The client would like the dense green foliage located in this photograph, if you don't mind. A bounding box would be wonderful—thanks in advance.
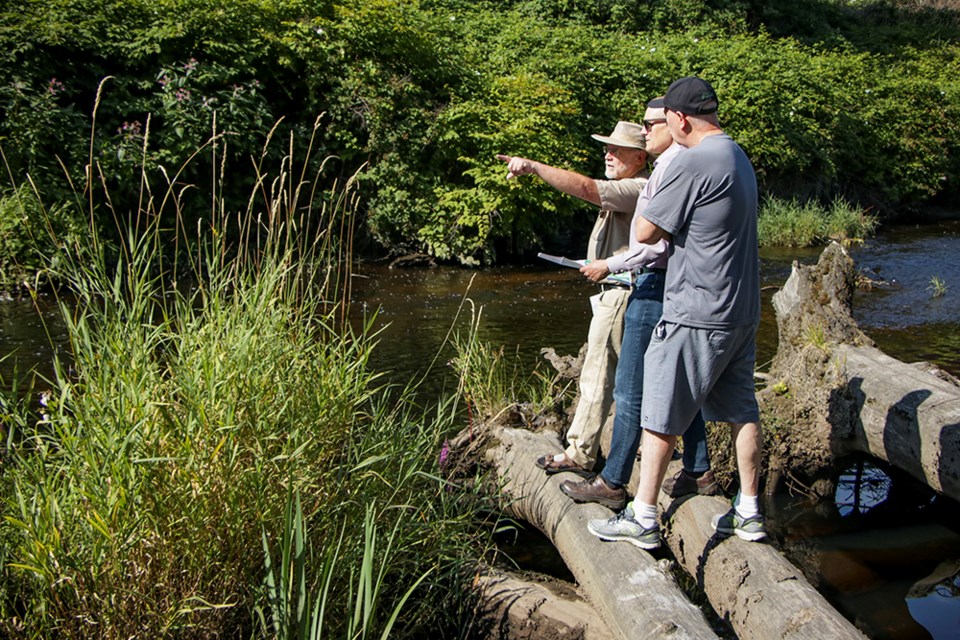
[1,0,959,268]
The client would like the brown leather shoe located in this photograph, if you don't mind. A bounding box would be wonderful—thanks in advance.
[560,475,626,510]
[661,469,721,498]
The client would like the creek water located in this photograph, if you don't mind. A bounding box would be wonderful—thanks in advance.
[1,220,958,638]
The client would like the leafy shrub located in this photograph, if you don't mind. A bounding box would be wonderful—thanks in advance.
[2,0,960,265]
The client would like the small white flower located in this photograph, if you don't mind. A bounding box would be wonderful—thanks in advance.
[316,27,324,35]
[650,47,656,52]
[693,38,699,43]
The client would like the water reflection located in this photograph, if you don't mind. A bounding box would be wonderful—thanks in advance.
[836,459,894,517]
[772,457,960,640]
[906,560,960,640]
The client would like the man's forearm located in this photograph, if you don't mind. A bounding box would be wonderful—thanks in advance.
[635,216,669,244]
[498,154,602,207]
[530,162,601,206]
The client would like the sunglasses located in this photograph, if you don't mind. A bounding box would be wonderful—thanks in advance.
[643,119,667,128]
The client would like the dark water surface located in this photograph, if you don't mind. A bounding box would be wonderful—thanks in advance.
[1,221,958,638]
[349,221,960,401]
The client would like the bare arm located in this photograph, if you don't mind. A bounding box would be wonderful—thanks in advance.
[496,154,601,206]
[635,215,670,244]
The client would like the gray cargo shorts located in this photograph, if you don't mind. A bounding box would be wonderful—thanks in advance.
[640,320,760,436]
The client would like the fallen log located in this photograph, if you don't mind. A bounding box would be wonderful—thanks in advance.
[486,427,718,640]
[765,242,960,501]
[832,344,960,500]
[654,478,867,640]
[485,427,867,639]
[475,571,617,640]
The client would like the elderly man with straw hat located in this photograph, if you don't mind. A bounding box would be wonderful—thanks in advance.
[496,121,649,478]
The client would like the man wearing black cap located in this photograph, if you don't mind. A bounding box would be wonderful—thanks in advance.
[588,77,766,549]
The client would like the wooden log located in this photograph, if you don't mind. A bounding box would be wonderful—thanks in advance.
[486,427,718,640]
[486,427,866,640]
[832,344,960,501]
[475,571,618,640]
[655,480,868,640]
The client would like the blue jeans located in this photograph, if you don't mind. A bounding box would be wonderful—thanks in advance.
[601,270,709,488]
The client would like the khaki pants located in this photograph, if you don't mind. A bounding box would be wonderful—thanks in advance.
[564,287,629,468]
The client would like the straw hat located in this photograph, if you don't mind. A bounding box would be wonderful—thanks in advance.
[590,121,647,149]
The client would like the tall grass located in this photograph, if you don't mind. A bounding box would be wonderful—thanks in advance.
[448,306,562,426]
[757,196,878,247]
[0,91,490,637]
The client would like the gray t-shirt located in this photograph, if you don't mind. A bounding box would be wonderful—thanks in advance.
[640,133,759,329]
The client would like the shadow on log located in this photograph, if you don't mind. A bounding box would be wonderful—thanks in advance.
[762,242,960,501]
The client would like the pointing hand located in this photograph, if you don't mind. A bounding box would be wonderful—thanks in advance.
[496,154,534,179]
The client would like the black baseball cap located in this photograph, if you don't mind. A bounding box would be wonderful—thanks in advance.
[663,77,718,115]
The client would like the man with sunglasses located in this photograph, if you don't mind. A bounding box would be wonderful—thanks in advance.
[559,97,717,509]
[588,77,765,549]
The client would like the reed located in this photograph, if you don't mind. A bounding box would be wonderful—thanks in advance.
[448,305,560,426]
[0,97,489,637]
[758,195,877,248]
[928,275,948,297]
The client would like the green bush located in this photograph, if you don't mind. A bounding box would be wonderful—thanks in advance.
[2,0,960,265]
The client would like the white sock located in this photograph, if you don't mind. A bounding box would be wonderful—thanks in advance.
[736,493,759,519]
[633,501,658,529]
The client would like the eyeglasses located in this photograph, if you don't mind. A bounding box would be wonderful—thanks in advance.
[643,119,667,129]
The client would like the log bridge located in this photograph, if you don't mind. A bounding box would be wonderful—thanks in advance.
[467,243,960,639]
